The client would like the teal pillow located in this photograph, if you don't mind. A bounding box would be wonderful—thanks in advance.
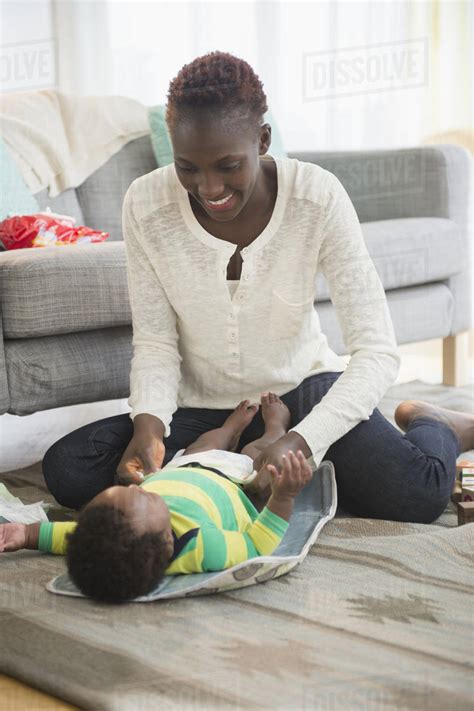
[0,139,39,221]
[148,105,174,168]
[147,105,287,167]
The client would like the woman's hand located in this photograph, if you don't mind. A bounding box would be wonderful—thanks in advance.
[249,435,313,497]
[116,432,166,485]
[250,439,298,491]
[0,523,28,552]
[253,432,311,473]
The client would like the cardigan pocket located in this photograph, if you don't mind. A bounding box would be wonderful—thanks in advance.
[268,289,315,346]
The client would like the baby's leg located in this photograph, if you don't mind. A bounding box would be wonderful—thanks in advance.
[241,393,292,498]
[183,394,290,459]
[181,428,232,457]
[240,392,291,460]
[181,400,259,457]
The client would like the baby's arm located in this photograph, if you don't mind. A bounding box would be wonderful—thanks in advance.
[203,451,313,570]
[0,522,39,552]
[260,450,313,523]
[200,508,288,570]
[0,521,76,554]
[26,521,41,548]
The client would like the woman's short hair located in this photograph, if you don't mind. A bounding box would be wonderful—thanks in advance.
[166,51,268,133]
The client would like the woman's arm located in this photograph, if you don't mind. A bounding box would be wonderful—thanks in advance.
[287,171,401,465]
[122,184,183,440]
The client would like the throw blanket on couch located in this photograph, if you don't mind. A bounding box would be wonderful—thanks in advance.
[0,89,149,197]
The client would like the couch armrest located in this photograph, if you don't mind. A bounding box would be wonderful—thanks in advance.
[289,145,473,334]
[431,145,473,333]
[0,242,131,339]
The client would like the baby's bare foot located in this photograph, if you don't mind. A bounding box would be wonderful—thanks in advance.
[260,392,291,438]
[394,399,474,452]
[222,400,259,452]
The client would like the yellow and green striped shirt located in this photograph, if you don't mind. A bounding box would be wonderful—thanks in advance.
[38,465,288,574]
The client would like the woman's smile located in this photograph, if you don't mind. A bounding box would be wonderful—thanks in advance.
[200,191,238,213]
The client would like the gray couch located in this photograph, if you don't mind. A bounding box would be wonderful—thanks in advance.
[0,136,472,416]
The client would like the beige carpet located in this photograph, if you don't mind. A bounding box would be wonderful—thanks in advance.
[0,379,473,710]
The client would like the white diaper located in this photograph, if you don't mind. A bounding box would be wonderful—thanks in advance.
[163,448,257,484]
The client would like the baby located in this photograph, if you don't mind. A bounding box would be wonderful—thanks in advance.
[0,394,312,604]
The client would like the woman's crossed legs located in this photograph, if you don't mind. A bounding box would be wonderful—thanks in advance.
[43,371,470,523]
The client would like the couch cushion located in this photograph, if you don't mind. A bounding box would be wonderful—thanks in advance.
[318,282,454,354]
[0,214,464,339]
[315,217,463,301]
[0,243,130,339]
[5,326,132,415]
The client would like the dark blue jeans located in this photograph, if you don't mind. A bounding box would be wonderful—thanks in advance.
[42,371,461,523]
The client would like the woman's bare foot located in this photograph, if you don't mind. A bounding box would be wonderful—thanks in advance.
[221,400,259,452]
[394,399,474,452]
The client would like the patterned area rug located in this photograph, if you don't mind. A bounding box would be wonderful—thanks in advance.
[0,379,473,710]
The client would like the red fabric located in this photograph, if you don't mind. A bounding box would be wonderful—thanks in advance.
[0,211,109,250]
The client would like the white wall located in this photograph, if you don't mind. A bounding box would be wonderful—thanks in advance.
[1,0,52,44]
[3,1,472,150]
[49,0,473,152]
[0,0,56,92]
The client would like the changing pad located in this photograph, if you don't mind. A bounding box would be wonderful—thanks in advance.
[46,460,337,601]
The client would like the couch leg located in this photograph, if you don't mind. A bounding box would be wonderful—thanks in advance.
[442,332,472,386]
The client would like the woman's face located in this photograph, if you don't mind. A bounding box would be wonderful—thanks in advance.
[171,110,271,223]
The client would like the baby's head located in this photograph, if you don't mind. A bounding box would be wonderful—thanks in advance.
[65,485,174,603]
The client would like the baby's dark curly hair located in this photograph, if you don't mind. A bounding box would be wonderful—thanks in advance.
[166,51,268,133]
[65,504,171,604]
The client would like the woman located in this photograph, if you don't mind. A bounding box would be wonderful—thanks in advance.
[43,51,472,523]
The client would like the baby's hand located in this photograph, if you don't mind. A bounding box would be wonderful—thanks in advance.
[267,450,313,499]
[0,522,28,552]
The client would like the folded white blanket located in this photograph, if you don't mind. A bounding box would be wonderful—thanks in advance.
[0,89,150,197]
[0,483,49,524]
